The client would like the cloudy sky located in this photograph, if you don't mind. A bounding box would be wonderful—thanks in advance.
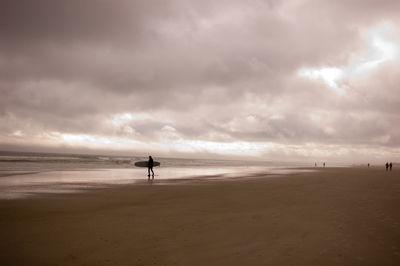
[1,0,400,163]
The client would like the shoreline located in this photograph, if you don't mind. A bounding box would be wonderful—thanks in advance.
[0,166,317,200]
[1,167,399,265]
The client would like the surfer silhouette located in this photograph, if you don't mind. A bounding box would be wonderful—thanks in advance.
[148,156,154,178]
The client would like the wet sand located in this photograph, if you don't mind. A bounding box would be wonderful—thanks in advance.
[1,167,400,265]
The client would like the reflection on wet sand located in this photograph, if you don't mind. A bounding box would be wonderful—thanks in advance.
[0,167,316,199]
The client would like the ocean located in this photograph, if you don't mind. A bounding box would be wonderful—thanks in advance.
[0,151,313,199]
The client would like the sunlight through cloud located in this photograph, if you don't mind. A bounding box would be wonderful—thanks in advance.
[298,22,399,94]
[299,67,344,93]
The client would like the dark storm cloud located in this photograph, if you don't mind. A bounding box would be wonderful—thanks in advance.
[1,0,400,160]
[1,0,360,92]
[0,0,167,47]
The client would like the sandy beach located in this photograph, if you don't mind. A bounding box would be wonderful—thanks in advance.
[1,167,400,265]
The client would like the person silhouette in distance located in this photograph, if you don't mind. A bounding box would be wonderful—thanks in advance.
[148,156,154,178]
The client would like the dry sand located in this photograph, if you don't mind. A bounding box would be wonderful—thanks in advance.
[1,167,400,265]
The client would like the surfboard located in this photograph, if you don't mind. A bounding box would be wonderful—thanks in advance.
[134,161,161,167]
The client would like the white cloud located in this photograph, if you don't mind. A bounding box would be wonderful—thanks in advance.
[298,22,399,94]
[299,67,344,93]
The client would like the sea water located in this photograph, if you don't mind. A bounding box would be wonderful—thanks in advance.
[0,151,313,199]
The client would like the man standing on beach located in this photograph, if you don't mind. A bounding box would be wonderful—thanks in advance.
[386,162,389,171]
[148,156,154,178]
[390,162,393,171]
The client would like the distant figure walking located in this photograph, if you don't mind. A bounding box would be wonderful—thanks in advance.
[148,156,154,178]
[315,162,317,167]
[390,162,393,171]
[386,162,389,171]
[323,162,326,167]
[368,163,370,167]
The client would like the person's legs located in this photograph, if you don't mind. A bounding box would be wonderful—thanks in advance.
[148,167,151,177]
[150,167,154,177]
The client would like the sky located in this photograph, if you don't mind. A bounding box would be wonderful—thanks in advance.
[1,0,400,163]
